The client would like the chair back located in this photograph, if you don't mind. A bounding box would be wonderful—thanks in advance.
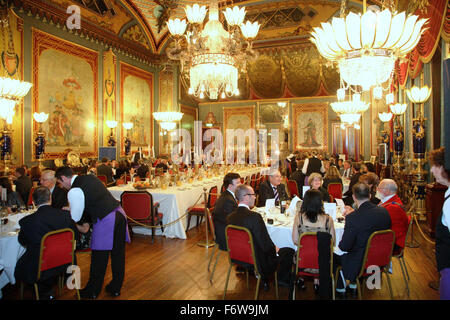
[225,225,258,274]
[125,174,131,182]
[27,187,37,207]
[359,229,395,277]
[287,180,300,197]
[208,186,218,209]
[327,182,343,199]
[296,232,321,270]
[121,191,153,221]
[38,228,75,280]
[97,175,107,186]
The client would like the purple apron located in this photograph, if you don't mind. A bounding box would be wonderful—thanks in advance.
[90,206,131,250]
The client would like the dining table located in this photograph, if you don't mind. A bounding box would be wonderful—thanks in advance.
[253,206,347,256]
[0,210,35,299]
[108,166,267,240]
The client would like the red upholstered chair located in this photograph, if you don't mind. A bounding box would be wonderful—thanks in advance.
[120,191,164,243]
[293,232,334,300]
[327,183,343,200]
[392,215,413,295]
[287,180,300,198]
[185,186,218,232]
[97,175,107,187]
[20,228,79,300]
[336,229,395,299]
[223,225,278,300]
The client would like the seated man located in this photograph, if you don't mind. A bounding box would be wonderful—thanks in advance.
[13,167,32,208]
[342,162,362,206]
[335,182,391,297]
[289,159,305,191]
[96,157,115,186]
[377,179,409,253]
[257,170,289,207]
[212,172,241,251]
[14,186,79,300]
[39,169,68,209]
[227,184,295,288]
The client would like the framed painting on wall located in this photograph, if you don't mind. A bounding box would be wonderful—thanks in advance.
[293,103,328,152]
[32,29,98,159]
[120,62,153,157]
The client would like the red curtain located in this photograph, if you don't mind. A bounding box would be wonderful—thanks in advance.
[396,0,449,87]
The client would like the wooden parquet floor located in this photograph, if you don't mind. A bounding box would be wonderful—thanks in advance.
[2,221,440,301]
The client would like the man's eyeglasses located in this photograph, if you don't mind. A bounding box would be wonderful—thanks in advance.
[245,193,256,197]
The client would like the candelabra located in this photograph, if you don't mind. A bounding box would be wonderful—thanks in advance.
[106,120,117,147]
[33,112,49,168]
[0,125,11,171]
[123,122,133,159]
[390,103,407,173]
[406,81,431,217]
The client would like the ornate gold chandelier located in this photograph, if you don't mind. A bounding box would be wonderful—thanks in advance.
[310,0,428,92]
[330,93,369,128]
[166,0,259,100]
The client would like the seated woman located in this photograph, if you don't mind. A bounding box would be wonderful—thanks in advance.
[292,189,336,292]
[114,160,130,180]
[322,166,343,191]
[0,176,25,212]
[308,172,331,202]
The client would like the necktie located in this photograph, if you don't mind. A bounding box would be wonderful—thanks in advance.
[273,186,279,203]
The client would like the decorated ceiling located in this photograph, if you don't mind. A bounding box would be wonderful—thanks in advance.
[18,0,449,102]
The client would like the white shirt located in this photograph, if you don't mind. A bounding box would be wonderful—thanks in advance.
[67,175,85,223]
[238,203,250,210]
[227,189,236,201]
[442,188,450,229]
[302,157,325,175]
[380,194,395,204]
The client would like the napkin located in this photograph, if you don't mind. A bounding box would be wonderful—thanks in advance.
[287,196,300,215]
[265,198,275,209]
[302,186,310,197]
[324,202,337,221]
[335,198,346,215]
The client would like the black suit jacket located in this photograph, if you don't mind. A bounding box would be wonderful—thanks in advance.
[15,205,79,284]
[212,190,238,250]
[338,201,391,282]
[257,180,289,207]
[51,185,68,209]
[290,169,305,191]
[14,175,32,207]
[226,206,278,279]
[96,163,115,185]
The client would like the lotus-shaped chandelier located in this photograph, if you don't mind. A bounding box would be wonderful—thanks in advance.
[310,1,428,92]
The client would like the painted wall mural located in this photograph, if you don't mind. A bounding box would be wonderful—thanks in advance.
[120,62,153,157]
[32,29,98,159]
[293,103,328,152]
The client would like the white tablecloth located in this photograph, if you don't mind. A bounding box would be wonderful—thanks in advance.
[0,211,33,299]
[108,167,264,240]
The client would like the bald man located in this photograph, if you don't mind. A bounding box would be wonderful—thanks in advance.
[377,179,409,252]
[40,170,68,209]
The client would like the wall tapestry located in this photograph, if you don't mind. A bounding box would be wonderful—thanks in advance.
[293,103,328,152]
[32,29,98,159]
[120,62,153,157]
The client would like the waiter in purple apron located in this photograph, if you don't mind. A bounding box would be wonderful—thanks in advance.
[56,166,130,299]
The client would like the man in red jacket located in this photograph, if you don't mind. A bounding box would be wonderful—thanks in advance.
[377,179,409,252]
